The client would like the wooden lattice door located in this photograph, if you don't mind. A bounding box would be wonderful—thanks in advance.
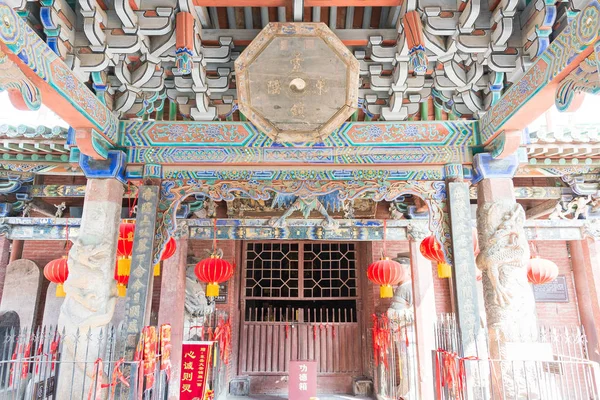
[239,242,363,377]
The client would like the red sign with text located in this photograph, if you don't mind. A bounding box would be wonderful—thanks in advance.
[180,341,213,400]
[289,361,317,400]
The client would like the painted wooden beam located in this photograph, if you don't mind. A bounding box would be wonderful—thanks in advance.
[525,199,560,219]
[200,28,398,46]
[3,217,598,242]
[479,2,600,146]
[0,4,118,160]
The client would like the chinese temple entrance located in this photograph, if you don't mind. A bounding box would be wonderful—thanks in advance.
[239,242,364,394]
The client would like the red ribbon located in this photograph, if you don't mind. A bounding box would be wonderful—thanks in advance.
[214,319,232,365]
[87,358,130,400]
[435,350,479,399]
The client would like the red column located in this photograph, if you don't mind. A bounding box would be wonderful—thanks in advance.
[570,238,600,362]
[157,234,188,400]
[0,236,10,303]
[408,234,436,399]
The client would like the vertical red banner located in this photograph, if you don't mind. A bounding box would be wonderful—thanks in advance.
[289,361,317,400]
[180,341,213,400]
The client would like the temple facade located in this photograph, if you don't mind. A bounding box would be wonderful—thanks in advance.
[0,0,599,398]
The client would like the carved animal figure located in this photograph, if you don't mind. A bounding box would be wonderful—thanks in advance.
[54,202,66,218]
[185,268,213,317]
[268,192,341,229]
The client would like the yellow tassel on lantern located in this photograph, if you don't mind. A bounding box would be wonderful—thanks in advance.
[117,284,127,297]
[56,283,66,297]
[206,283,220,297]
[438,262,452,278]
[117,257,131,276]
[154,263,160,276]
[380,285,393,298]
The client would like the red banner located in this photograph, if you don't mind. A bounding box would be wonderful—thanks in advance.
[180,341,213,400]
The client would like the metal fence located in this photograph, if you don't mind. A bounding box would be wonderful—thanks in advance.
[0,324,170,400]
[433,314,600,400]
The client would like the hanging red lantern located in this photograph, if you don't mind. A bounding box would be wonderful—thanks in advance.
[118,222,136,258]
[420,235,451,278]
[194,254,234,297]
[44,256,69,297]
[527,256,559,285]
[114,263,130,297]
[367,258,407,298]
[161,238,177,261]
[154,237,177,277]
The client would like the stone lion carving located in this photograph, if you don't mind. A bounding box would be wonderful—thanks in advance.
[185,267,213,318]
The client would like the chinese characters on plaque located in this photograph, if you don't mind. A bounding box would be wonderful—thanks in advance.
[289,361,317,400]
[180,342,214,400]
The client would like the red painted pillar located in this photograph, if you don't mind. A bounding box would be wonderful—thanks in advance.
[570,238,600,362]
[157,233,188,400]
[0,236,10,304]
[408,227,436,399]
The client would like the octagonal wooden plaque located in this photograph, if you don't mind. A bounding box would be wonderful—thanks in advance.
[235,23,359,143]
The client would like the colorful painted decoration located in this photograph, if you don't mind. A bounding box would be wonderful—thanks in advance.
[420,235,451,278]
[44,256,69,297]
[367,257,407,298]
[527,256,559,285]
[194,254,234,297]
[174,12,194,75]
[404,10,428,74]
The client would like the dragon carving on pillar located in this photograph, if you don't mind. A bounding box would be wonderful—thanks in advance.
[476,201,539,397]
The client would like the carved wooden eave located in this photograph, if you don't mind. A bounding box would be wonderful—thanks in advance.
[2,0,590,125]
[3,217,598,242]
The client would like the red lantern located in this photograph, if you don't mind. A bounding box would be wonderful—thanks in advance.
[118,223,135,257]
[115,258,131,297]
[420,235,451,278]
[367,258,407,298]
[527,257,559,285]
[44,256,69,297]
[195,255,234,297]
[154,237,177,277]
[161,238,176,261]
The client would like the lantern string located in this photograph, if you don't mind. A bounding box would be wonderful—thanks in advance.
[382,219,387,258]
[213,218,218,254]
[129,183,139,219]
[64,217,70,254]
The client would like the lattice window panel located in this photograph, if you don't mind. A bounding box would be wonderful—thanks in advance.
[245,243,300,298]
[303,243,357,298]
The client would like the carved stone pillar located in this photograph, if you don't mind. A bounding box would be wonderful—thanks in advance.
[570,236,600,363]
[157,224,189,400]
[57,178,124,398]
[476,176,538,398]
[476,177,538,344]
[406,222,435,400]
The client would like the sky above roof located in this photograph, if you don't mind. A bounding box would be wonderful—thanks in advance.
[0,92,69,128]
